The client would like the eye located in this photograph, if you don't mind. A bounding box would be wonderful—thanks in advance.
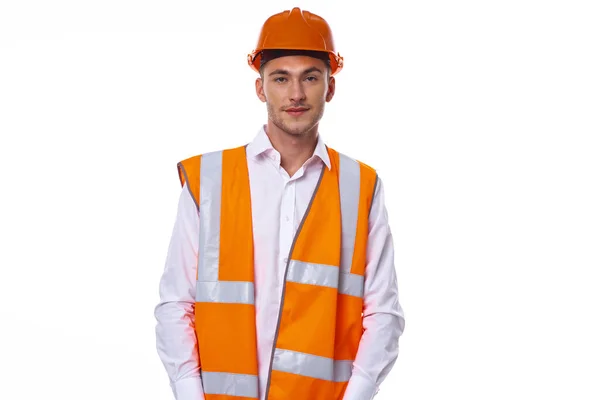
[274,77,287,83]
[305,76,318,82]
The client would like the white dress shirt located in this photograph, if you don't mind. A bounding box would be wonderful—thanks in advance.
[155,126,405,400]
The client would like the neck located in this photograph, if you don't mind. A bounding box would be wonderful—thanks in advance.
[265,120,319,176]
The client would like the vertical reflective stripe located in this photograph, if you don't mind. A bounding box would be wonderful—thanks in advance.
[338,154,360,275]
[338,272,364,298]
[202,371,259,398]
[286,260,339,289]
[196,281,255,304]
[198,151,223,282]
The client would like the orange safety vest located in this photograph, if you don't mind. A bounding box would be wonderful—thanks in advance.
[177,144,378,400]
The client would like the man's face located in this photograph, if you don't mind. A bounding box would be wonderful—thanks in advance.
[256,55,335,137]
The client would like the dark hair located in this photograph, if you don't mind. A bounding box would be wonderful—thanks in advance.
[258,49,331,78]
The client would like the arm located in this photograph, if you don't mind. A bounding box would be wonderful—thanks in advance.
[343,177,406,400]
[154,183,205,400]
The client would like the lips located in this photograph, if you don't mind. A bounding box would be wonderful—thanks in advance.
[285,107,309,116]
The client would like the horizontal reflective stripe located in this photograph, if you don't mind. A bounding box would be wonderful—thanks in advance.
[196,281,254,304]
[202,371,259,398]
[339,272,364,298]
[272,348,353,382]
[286,260,339,289]
[333,360,354,383]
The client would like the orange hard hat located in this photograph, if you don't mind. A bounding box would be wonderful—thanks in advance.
[247,7,344,76]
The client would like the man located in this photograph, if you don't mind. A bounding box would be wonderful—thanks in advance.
[154,7,405,400]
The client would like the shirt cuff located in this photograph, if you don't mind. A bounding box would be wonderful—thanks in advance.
[171,376,204,400]
[343,373,378,400]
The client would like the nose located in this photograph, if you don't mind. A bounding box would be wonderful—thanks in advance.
[288,79,306,104]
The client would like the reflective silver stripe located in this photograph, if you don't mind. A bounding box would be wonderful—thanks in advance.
[286,260,339,289]
[198,151,223,282]
[196,281,254,304]
[272,348,353,382]
[338,154,360,275]
[338,272,364,298]
[286,260,364,297]
[273,349,332,381]
[333,359,354,382]
[202,371,259,398]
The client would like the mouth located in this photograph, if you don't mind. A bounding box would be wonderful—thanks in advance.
[285,107,309,117]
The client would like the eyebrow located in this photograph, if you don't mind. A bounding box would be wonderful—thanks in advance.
[268,66,324,77]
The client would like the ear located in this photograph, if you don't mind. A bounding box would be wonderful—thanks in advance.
[256,77,267,103]
[325,76,336,102]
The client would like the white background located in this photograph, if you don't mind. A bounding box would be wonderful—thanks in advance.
[1,0,599,399]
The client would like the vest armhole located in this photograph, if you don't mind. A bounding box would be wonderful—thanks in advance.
[177,161,200,212]
[356,158,378,219]
[368,174,379,218]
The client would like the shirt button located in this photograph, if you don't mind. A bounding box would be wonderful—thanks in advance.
[285,216,290,222]
[283,257,289,263]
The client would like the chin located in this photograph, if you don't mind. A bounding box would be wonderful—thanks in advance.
[284,123,312,136]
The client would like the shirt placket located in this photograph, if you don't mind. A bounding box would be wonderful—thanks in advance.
[279,178,296,268]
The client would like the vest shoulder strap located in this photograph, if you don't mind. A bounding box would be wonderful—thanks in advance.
[176,145,248,211]
[328,147,379,216]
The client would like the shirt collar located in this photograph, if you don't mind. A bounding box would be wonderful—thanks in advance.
[247,125,331,170]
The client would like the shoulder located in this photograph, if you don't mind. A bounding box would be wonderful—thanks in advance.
[328,146,378,181]
[177,144,248,181]
[176,144,246,207]
[327,147,380,216]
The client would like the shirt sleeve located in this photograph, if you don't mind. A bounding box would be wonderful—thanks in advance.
[154,183,205,400]
[343,177,406,400]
